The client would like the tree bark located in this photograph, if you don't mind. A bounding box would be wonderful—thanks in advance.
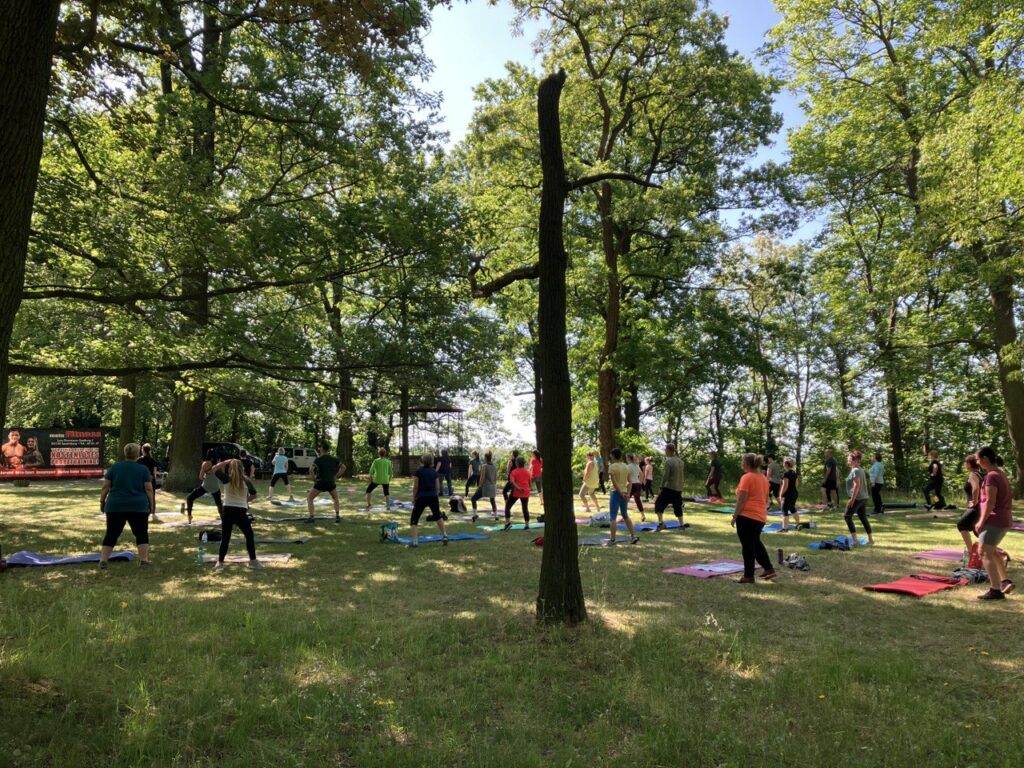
[118,374,138,453]
[400,386,410,476]
[597,184,620,461]
[0,0,62,425]
[623,381,640,432]
[886,384,908,490]
[336,375,354,475]
[166,391,206,490]
[534,70,586,625]
[990,281,1024,497]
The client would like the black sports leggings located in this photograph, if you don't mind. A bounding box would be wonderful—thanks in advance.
[706,478,721,498]
[103,513,150,547]
[471,488,496,513]
[187,487,222,514]
[924,478,945,508]
[845,499,872,536]
[466,475,479,496]
[505,495,529,523]
[219,506,256,562]
[870,483,884,514]
[735,516,772,578]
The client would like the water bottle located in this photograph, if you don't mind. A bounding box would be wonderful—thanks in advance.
[197,532,207,565]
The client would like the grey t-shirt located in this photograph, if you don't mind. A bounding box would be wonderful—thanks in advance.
[478,463,497,496]
[661,456,685,491]
[846,467,870,500]
[767,462,783,484]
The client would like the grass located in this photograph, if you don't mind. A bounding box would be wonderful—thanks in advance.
[1,477,1022,767]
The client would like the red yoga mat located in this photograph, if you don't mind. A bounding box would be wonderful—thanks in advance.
[864,573,967,597]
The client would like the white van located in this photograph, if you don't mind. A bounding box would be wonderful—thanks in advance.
[269,446,317,474]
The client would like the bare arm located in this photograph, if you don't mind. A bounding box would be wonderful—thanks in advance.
[412,476,420,499]
[145,481,155,515]
[976,482,996,532]
[99,478,112,510]
[732,490,748,526]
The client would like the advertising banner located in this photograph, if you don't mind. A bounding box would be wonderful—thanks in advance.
[1,428,105,479]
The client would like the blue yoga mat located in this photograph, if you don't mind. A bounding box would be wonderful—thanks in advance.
[627,520,685,532]
[257,515,337,523]
[269,499,333,507]
[808,536,869,549]
[391,533,490,544]
[7,550,135,567]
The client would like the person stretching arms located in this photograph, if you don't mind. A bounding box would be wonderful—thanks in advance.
[779,458,801,531]
[503,456,532,531]
[471,451,498,521]
[210,459,262,570]
[653,443,685,531]
[956,454,984,554]
[409,454,447,547]
[365,448,394,510]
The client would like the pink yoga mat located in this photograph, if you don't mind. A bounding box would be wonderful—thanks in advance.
[912,548,964,561]
[664,560,744,579]
[1010,522,1024,532]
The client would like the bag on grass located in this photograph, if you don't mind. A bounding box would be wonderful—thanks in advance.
[379,521,399,543]
[590,511,610,527]
[532,536,544,547]
[951,567,988,584]
[968,542,1010,569]
[198,529,222,543]
[784,553,809,571]
[449,496,467,516]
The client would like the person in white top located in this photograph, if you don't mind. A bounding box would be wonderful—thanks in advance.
[210,459,263,569]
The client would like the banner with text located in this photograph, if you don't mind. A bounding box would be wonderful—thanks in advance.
[1,428,105,479]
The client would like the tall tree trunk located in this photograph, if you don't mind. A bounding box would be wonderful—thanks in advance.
[167,391,206,489]
[118,374,137,453]
[623,381,640,431]
[886,385,908,490]
[400,386,410,475]
[597,185,619,461]
[534,70,586,625]
[532,335,543,448]
[0,0,62,426]
[336,374,354,475]
[990,282,1024,497]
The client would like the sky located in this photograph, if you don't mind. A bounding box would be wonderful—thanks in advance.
[419,1,806,445]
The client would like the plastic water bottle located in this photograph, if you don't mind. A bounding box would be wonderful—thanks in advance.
[197,532,207,566]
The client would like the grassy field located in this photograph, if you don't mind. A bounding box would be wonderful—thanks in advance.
[1,476,1022,767]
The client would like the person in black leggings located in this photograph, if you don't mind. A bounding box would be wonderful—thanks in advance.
[503,455,531,531]
[409,454,447,547]
[844,451,875,546]
[956,454,984,553]
[184,450,223,523]
[705,451,723,499]
[210,459,262,569]
[502,450,521,501]
[924,450,946,510]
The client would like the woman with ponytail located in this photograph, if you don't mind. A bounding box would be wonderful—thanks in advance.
[956,455,985,553]
[844,451,874,546]
[210,458,262,570]
[974,446,1013,599]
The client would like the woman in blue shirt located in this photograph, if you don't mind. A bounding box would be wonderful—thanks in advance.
[99,443,155,568]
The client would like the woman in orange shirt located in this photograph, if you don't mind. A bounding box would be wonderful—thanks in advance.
[731,453,777,583]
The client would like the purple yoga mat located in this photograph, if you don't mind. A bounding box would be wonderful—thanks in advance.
[664,560,744,579]
[1011,522,1024,532]
[7,550,134,567]
[911,548,964,561]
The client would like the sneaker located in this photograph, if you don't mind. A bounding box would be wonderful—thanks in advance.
[335,516,341,524]
[630,536,640,545]
[1001,580,1015,595]
[139,560,152,568]
[502,522,512,532]
[247,560,264,569]
[471,514,478,523]
[214,561,225,571]
[606,539,617,546]
[734,576,755,584]
[761,569,778,580]
[98,560,108,571]
[978,589,1005,600]
[656,523,667,532]
[442,537,449,547]
[524,524,530,530]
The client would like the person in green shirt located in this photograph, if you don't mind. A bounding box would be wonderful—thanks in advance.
[307,445,346,523]
[365,447,394,510]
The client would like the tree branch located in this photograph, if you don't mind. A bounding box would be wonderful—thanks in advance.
[568,172,661,191]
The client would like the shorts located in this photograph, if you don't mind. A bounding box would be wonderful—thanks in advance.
[532,476,543,493]
[979,525,1008,548]
[769,482,781,499]
[103,513,150,547]
[366,482,391,495]
[313,481,337,492]
[411,496,441,526]
[654,488,683,518]
[609,490,629,521]
[957,506,980,533]
[271,473,290,487]
[781,495,798,515]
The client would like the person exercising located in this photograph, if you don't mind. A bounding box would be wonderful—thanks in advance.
[308,444,344,523]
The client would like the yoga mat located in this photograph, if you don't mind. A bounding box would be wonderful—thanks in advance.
[1010,522,1024,532]
[627,520,685,532]
[808,536,869,549]
[905,511,957,520]
[882,502,918,510]
[269,498,333,507]
[664,560,744,579]
[864,573,967,597]
[6,550,134,567]
[764,522,816,533]
[162,519,221,528]
[912,548,964,562]
[578,536,630,546]
[204,553,292,564]
[478,523,537,531]
[390,533,490,544]
[767,508,816,517]
[254,537,310,545]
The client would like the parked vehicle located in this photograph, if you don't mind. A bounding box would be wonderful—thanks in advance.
[202,442,262,470]
[265,446,317,474]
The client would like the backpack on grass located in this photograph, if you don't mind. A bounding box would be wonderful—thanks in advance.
[379,521,399,543]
